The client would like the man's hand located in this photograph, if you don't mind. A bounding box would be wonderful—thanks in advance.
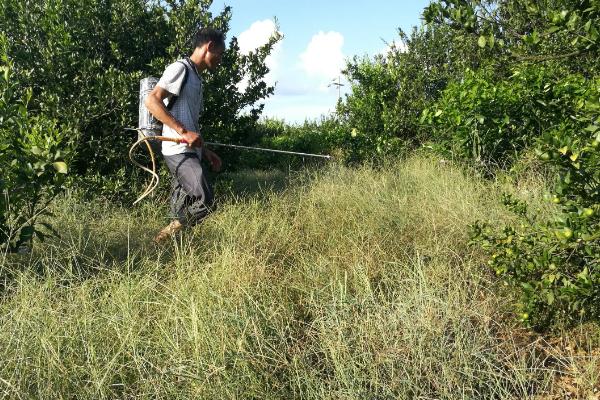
[203,148,222,172]
[145,86,203,148]
[181,129,203,148]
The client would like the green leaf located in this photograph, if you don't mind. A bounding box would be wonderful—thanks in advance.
[30,146,42,155]
[478,36,486,48]
[559,146,569,155]
[35,229,46,242]
[546,291,555,305]
[53,161,68,174]
[19,226,34,240]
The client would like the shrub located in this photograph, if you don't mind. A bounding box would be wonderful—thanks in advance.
[471,76,599,329]
[423,65,577,169]
[338,24,483,161]
[229,117,347,170]
[0,41,74,251]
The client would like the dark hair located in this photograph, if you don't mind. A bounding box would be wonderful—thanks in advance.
[193,28,225,49]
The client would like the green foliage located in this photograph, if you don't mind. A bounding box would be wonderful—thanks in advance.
[423,65,585,169]
[338,24,485,161]
[231,117,346,169]
[423,67,529,167]
[469,73,599,330]
[0,38,74,251]
[423,0,599,68]
[419,0,600,329]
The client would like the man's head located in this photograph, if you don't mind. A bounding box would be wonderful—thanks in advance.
[192,28,225,70]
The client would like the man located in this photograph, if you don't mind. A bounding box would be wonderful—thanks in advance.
[145,28,224,243]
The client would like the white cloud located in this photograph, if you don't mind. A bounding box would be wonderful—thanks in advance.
[300,31,345,82]
[236,19,282,91]
[236,28,348,122]
[238,19,279,55]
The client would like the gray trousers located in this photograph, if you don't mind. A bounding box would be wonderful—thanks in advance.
[163,152,215,226]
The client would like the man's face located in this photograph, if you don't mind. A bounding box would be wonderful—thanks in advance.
[206,42,225,70]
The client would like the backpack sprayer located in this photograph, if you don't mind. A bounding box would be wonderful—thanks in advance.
[129,76,332,204]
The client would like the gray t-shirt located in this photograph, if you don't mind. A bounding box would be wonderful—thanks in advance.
[157,59,203,156]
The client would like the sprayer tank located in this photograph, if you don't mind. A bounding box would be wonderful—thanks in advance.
[138,77,162,140]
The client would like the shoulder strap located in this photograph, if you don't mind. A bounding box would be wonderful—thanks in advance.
[166,60,189,111]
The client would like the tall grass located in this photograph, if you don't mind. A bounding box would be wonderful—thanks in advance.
[0,155,597,398]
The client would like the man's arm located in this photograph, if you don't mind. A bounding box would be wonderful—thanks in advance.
[144,86,203,148]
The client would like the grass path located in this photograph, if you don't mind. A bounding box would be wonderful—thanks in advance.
[1,156,598,398]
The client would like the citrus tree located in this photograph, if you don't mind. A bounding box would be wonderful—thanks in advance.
[0,35,74,251]
[423,0,599,329]
[0,0,281,197]
[338,23,487,161]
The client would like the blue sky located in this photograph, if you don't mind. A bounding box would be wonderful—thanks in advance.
[209,1,431,123]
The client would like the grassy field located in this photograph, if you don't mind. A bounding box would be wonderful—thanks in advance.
[1,155,599,399]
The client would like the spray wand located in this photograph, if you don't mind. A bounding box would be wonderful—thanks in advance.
[127,128,332,204]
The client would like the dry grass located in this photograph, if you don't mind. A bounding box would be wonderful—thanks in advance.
[0,155,598,399]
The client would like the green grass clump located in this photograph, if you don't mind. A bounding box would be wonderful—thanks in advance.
[0,155,597,398]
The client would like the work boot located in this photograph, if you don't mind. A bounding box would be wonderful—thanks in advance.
[154,219,183,244]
